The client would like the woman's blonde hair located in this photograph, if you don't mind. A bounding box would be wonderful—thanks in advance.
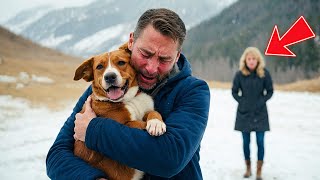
[239,47,265,78]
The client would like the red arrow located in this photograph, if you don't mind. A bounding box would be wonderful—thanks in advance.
[265,16,315,57]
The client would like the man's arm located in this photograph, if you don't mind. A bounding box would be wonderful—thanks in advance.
[46,86,106,180]
[85,78,210,178]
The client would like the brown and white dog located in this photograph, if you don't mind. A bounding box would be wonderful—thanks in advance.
[73,43,166,180]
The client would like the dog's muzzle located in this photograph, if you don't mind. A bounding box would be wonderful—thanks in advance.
[104,72,117,85]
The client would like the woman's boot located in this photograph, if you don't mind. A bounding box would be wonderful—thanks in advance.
[243,160,251,178]
[256,160,263,180]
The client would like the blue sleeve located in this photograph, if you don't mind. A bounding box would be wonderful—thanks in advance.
[85,79,210,178]
[232,71,242,102]
[46,86,106,180]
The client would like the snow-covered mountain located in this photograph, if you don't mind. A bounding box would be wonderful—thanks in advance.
[3,0,237,57]
[4,5,55,34]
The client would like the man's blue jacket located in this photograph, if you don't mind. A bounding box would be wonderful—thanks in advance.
[46,54,210,179]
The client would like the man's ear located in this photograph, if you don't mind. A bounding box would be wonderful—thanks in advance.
[175,51,181,63]
[127,32,134,51]
[74,57,94,82]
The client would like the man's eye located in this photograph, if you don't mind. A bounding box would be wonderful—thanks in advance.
[140,52,150,58]
[118,61,126,66]
[160,59,172,64]
[96,64,103,70]
[142,54,149,58]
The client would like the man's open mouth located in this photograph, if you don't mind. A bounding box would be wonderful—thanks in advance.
[140,73,157,81]
[106,80,129,101]
[141,74,155,80]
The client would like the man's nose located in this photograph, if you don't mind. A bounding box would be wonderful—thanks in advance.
[145,58,159,75]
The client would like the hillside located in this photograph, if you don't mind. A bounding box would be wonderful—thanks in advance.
[0,26,88,109]
[183,0,320,83]
[4,0,236,57]
[0,22,319,111]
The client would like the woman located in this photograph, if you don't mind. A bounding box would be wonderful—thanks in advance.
[232,47,273,180]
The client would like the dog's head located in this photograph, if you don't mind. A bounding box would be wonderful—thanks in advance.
[74,43,138,102]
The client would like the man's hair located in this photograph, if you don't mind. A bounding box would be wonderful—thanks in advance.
[133,8,186,51]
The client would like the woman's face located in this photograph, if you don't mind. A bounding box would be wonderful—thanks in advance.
[245,52,258,71]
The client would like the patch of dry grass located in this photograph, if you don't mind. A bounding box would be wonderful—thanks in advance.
[0,57,89,110]
[206,81,231,89]
[275,77,320,93]
[206,77,320,93]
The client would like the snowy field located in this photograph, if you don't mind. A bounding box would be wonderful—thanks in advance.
[0,89,319,180]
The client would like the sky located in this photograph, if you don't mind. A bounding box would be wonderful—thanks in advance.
[0,0,94,23]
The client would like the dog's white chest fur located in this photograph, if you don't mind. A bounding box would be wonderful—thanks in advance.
[124,91,154,121]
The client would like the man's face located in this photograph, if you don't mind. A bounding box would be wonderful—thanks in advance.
[128,25,181,90]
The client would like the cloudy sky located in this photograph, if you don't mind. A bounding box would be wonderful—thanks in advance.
[0,0,94,23]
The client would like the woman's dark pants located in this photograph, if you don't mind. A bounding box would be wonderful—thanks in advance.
[242,131,265,161]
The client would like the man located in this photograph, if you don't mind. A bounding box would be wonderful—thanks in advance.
[46,8,210,180]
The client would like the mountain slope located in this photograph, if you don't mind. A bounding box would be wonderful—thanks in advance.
[0,26,87,109]
[183,0,320,83]
[4,5,54,34]
[0,25,77,62]
[3,0,236,57]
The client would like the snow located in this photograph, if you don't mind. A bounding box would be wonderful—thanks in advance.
[0,89,320,180]
[72,24,127,52]
[0,73,54,85]
[18,72,30,83]
[0,95,72,179]
[0,75,17,83]
[31,74,54,84]
[40,34,73,48]
[201,89,320,180]
[5,8,53,34]
[15,83,25,89]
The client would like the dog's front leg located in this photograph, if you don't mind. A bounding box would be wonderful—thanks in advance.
[125,120,147,129]
[144,111,166,136]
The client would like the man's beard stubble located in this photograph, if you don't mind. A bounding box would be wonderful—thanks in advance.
[130,58,172,91]
[137,70,169,91]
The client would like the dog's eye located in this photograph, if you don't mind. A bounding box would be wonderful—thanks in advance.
[118,61,126,66]
[96,64,104,70]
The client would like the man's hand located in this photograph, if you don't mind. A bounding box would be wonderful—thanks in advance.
[74,96,97,142]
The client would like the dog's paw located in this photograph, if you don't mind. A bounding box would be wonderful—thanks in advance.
[146,119,166,136]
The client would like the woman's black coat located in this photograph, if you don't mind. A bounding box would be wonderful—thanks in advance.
[232,69,273,132]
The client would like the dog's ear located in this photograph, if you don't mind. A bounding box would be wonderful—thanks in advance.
[118,42,131,53]
[74,57,94,82]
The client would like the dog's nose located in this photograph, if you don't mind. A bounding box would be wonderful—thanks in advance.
[104,72,117,84]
